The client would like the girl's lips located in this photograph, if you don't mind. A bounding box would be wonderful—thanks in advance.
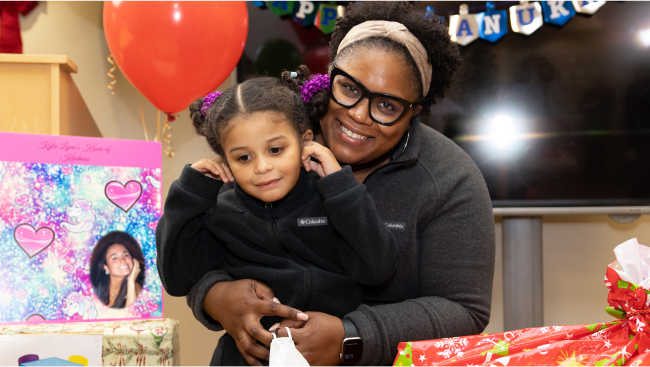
[335,120,373,147]
[256,178,281,188]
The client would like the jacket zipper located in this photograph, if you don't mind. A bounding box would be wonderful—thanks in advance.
[266,203,291,259]
[304,268,313,310]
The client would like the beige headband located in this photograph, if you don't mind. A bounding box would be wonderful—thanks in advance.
[337,20,432,97]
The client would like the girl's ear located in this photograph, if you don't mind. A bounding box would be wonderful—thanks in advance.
[301,129,313,145]
[103,264,110,274]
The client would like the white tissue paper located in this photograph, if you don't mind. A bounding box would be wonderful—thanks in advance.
[609,238,650,289]
[269,327,310,366]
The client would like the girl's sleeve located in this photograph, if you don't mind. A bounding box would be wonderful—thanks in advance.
[317,166,398,285]
[156,164,229,297]
[343,159,496,366]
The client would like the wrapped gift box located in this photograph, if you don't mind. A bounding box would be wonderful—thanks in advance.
[394,239,650,366]
[0,318,179,366]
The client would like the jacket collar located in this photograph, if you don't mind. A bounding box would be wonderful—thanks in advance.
[234,168,310,220]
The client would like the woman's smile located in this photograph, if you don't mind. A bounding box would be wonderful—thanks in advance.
[337,119,372,145]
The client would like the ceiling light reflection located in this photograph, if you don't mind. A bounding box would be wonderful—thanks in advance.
[639,28,650,48]
[489,115,517,150]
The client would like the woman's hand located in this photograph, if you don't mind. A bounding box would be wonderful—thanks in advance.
[127,258,141,284]
[203,279,309,366]
[191,157,234,182]
[301,141,342,177]
[273,312,345,366]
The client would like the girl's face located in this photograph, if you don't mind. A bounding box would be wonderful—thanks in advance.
[223,112,312,203]
[319,48,422,166]
[103,244,132,278]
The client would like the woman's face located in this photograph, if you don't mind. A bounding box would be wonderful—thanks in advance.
[103,243,132,278]
[320,47,422,166]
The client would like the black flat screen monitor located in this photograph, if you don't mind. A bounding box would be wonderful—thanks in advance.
[424,1,650,208]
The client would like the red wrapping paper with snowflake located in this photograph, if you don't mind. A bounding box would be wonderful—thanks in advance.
[394,238,650,366]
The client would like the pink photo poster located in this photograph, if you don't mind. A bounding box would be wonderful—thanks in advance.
[0,132,163,324]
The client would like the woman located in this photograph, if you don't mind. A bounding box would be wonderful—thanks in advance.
[174,2,495,365]
[90,231,145,308]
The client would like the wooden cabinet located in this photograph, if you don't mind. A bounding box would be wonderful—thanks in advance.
[0,54,101,137]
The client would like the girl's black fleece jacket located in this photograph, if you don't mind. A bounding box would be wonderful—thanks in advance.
[156,164,398,321]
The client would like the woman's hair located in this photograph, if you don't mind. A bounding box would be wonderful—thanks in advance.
[90,231,145,308]
[329,2,462,115]
[189,66,329,157]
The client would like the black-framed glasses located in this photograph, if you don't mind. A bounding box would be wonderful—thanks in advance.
[329,66,418,126]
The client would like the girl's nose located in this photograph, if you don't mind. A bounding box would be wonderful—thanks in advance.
[254,158,273,174]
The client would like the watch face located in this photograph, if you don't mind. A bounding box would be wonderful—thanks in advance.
[342,338,363,364]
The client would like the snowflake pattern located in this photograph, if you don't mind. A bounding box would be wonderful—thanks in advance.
[434,337,469,359]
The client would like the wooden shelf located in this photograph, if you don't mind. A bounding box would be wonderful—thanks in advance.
[0,53,101,137]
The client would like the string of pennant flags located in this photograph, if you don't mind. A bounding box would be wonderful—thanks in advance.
[442,0,605,46]
[254,1,606,45]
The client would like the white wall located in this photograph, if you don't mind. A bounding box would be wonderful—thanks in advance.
[16,1,650,364]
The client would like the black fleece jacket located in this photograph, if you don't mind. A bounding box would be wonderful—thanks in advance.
[156,165,397,320]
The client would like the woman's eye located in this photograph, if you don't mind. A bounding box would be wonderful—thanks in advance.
[269,147,283,155]
[238,155,251,162]
[344,84,359,94]
[377,101,396,111]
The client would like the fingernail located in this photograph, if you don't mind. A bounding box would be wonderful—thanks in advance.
[297,312,308,321]
[273,297,280,304]
[269,323,280,331]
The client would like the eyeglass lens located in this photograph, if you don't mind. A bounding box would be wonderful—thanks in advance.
[332,74,406,124]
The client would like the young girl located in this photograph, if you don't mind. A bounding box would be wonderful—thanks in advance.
[156,66,397,330]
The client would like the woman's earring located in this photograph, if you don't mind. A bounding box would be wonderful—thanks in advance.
[105,270,110,275]
[401,131,410,155]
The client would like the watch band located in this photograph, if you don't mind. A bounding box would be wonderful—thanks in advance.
[342,318,360,338]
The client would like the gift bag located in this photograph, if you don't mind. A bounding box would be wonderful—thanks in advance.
[394,238,650,366]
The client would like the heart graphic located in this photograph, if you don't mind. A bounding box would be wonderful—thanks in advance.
[15,194,28,206]
[14,224,55,258]
[15,289,26,299]
[62,264,74,273]
[26,314,46,323]
[146,301,160,313]
[105,180,143,212]
[61,166,73,175]
[148,220,159,231]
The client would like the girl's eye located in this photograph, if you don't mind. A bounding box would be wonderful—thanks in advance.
[269,147,283,155]
[238,155,251,162]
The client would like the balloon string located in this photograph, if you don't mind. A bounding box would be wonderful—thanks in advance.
[156,110,161,142]
[137,96,149,141]
[162,114,175,158]
[107,54,117,95]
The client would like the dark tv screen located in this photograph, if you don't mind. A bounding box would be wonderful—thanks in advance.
[424,1,650,207]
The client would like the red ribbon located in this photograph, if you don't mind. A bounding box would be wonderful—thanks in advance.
[0,1,38,54]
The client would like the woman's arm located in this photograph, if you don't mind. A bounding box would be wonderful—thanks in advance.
[125,260,142,307]
[317,165,398,285]
[156,164,228,297]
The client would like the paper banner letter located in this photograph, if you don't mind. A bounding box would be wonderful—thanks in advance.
[449,4,480,46]
[315,3,342,34]
[478,1,508,43]
[541,1,575,26]
[293,1,319,27]
[572,0,606,14]
[268,1,296,17]
[509,1,544,36]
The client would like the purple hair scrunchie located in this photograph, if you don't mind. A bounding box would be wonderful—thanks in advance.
[301,74,330,104]
[201,91,222,117]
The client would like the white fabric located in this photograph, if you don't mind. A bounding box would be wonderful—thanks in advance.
[269,328,310,366]
[610,238,650,289]
[337,20,433,97]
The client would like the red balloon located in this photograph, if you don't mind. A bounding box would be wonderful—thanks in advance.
[302,45,330,75]
[103,1,248,114]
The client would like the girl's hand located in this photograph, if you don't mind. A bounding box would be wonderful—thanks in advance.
[127,258,141,284]
[301,141,342,177]
[191,157,234,182]
[203,279,309,366]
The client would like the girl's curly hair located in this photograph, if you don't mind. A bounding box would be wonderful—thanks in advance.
[329,2,462,115]
[189,66,328,157]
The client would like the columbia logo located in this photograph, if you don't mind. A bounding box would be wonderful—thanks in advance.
[297,217,328,226]
[384,222,406,230]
